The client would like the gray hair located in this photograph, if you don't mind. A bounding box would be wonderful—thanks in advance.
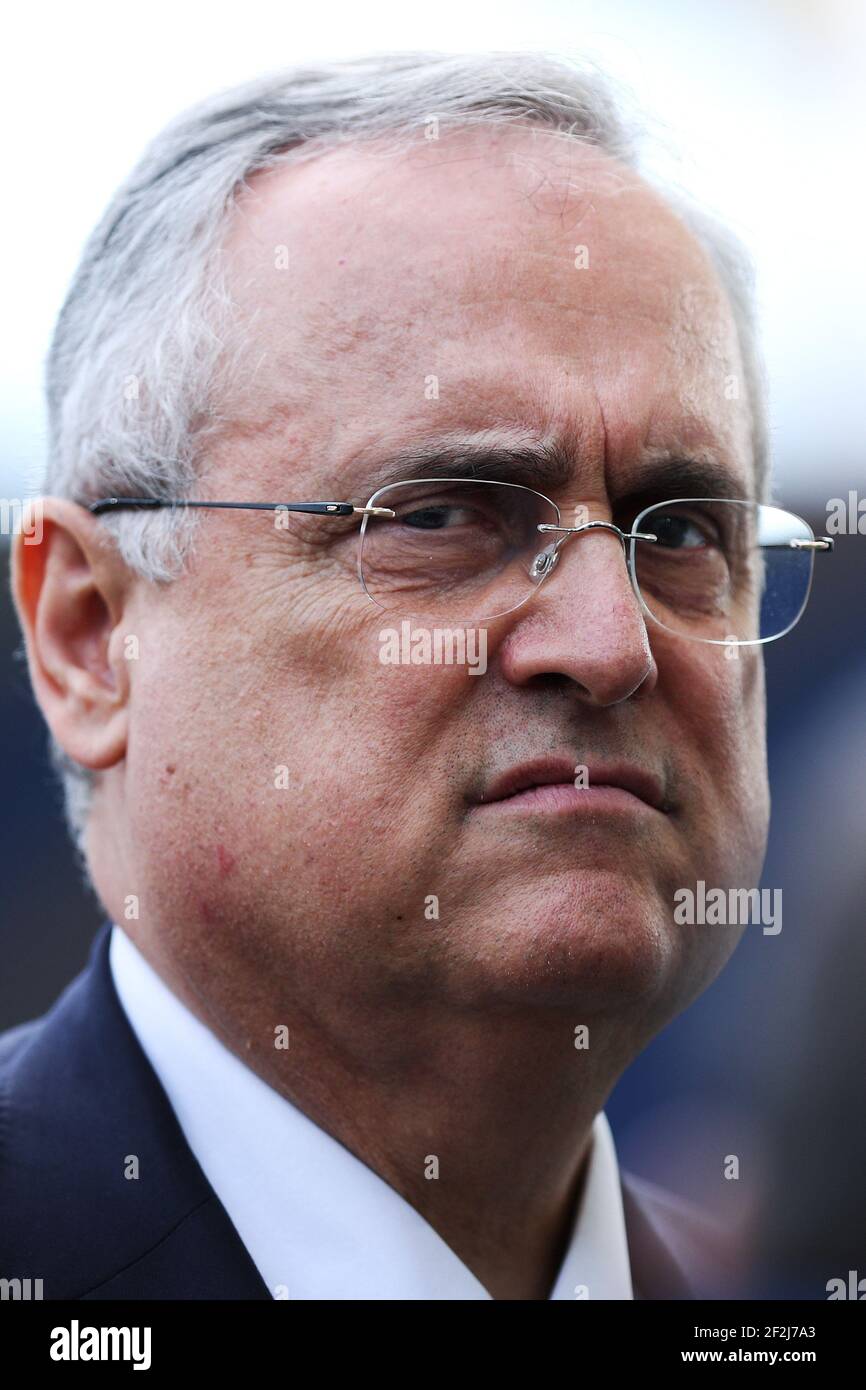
[42,49,768,847]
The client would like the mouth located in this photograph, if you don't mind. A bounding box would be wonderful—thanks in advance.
[471,757,669,817]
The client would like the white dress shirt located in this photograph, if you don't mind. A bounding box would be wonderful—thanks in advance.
[109,924,634,1300]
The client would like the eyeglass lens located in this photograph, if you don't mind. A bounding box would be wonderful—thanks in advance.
[358,480,816,642]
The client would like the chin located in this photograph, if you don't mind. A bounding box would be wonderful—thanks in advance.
[444,874,690,1014]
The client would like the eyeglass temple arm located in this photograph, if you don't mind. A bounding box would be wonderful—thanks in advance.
[88,497,395,518]
[88,500,834,552]
[775,537,834,551]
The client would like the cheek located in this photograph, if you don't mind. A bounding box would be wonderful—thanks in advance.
[258,590,480,760]
[126,607,474,898]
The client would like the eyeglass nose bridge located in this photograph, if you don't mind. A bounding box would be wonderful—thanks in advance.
[530,520,658,580]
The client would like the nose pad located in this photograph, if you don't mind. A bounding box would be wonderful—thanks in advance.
[530,543,560,583]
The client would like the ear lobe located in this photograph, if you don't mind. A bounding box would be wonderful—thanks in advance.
[12,497,132,771]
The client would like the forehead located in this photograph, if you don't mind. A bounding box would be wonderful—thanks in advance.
[219,125,752,492]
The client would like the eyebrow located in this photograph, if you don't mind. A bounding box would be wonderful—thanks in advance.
[353,435,575,497]
[343,433,752,504]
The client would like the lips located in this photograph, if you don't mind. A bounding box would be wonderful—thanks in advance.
[475,757,668,812]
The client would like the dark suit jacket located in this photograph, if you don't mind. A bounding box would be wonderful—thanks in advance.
[0,925,732,1300]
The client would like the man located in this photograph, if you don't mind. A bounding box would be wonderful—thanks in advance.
[2,50,820,1300]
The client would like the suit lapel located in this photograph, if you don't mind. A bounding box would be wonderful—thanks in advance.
[1,923,271,1300]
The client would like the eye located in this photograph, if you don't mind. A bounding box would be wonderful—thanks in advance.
[401,504,480,530]
[646,512,715,549]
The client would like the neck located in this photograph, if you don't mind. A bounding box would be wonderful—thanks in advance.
[129,925,638,1299]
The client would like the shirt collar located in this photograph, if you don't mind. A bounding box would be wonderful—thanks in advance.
[109,924,633,1300]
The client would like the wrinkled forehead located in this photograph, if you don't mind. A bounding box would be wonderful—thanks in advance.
[218,125,752,493]
[227,124,730,323]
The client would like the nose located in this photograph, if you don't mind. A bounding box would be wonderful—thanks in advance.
[498,525,658,707]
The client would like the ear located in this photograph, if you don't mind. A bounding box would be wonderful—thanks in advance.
[12,497,134,771]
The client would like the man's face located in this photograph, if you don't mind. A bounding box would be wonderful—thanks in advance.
[113,126,769,1036]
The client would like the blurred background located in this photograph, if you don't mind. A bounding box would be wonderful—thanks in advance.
[1,0,863,1300]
